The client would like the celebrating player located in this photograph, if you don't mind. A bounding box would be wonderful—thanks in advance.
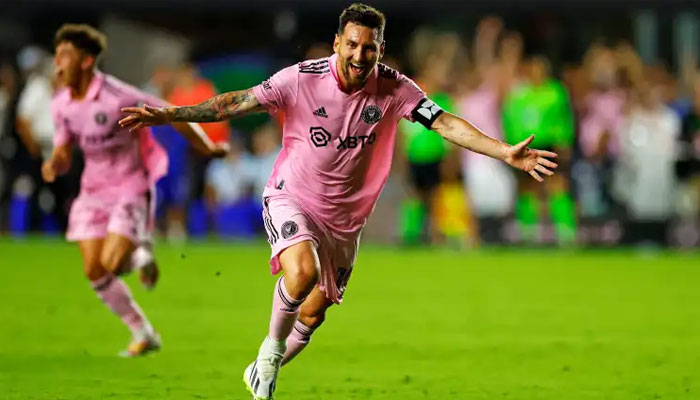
[120,3,557,397]
[44,24,227,357]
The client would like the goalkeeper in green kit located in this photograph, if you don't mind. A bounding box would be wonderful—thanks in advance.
[502,55,576,244]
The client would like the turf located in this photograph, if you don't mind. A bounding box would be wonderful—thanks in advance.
[0,238,699,399]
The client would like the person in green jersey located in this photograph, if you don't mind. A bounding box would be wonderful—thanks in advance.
[397,36,459,244]
[502,55,576,244]
[398,90,455,244]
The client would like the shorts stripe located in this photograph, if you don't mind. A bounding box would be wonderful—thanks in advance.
[262,197,279,244]
[263,216,276,245]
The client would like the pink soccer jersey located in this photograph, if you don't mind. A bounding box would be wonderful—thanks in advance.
[252,54,434,236]
[51,71,168,196]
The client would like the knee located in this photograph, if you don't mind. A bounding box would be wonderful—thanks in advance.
[84,260,108,281]
[285,253,319,288]
[298,308,326,329]
[100,249,126,275]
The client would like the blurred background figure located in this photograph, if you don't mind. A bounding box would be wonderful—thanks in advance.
[615,72,681,245]
[0,60,20,233]
[673,71,700,247]
[458,18,518,243]
[502,55,576,245]
[248,121,282,200]
[204,138,257,239]
[398,29,460,245]
[13,45,76,233]
[201,121,280,239]
[165,63,232,240]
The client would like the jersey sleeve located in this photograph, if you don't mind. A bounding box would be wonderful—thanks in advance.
[50,98,72,147]
[395,74,444,129]
[252,64,299,114]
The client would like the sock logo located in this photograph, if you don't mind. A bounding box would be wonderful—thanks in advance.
[281,221,299,239]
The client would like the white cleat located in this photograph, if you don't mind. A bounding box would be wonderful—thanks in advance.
[243,337,285,400]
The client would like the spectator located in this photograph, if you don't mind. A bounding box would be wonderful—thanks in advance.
[15,46,55,161]
[502,55,576,244]
[574,45,626,219]
[398,30,459,244]
[167,63,232,239]
[615,76,681,243]
[0,61,20,232]
[459,19,517,230]
[205,139,259,238]
[249,121,281,199]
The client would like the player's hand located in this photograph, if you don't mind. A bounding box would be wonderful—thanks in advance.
[208,143,230,158]
[119,104,170,131]
[41,160,56,183]
[504,134,558,182]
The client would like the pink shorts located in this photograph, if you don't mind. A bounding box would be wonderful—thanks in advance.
[262,188,360,304]
[66,190,153,243]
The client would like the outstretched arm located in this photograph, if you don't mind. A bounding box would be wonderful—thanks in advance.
[119,88,264,130]
[431,112,558,182]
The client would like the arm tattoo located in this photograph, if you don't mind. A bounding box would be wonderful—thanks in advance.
[169,89,260,122]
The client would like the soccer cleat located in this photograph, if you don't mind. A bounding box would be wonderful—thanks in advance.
[119,332,161,358]
[243,337,285,400]
[139,261,159,290]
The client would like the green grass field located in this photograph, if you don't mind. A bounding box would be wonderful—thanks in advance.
[1,238,699,399]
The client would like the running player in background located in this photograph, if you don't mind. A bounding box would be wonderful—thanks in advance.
[43,24,227,357]
[120,3,557,397]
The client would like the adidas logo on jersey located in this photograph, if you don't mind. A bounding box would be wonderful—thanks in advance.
[313,107,328,118]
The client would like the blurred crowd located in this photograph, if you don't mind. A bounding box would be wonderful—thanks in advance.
[0,16,698,247]
[393,17,700,248]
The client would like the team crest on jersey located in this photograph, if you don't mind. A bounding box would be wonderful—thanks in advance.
[309,126,332,147]
[94,112,108,125]
[281,221,299,239]
[361,105,382,124]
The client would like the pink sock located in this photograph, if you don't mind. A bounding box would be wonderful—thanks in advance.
[91,275,152,337]
[269,276,305,341]
[281,320,316,365]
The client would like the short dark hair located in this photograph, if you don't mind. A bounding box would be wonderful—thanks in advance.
[338,3,386,41]
[54,24,107,58]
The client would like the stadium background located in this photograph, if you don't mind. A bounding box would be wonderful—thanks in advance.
[1,1,699,399]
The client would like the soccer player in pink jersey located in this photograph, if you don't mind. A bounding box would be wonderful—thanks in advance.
[121,4,557,397]
[43,24,227,357]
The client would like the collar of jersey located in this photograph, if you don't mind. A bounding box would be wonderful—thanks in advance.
[329,53,378,96]
[85,70,105,100]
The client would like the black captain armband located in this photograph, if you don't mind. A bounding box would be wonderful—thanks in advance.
[411,98,444,129]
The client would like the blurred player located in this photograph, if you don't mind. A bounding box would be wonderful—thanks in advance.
[43,24,227,357]
[120,3,557,397]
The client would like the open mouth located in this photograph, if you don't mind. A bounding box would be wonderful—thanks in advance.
[349,62,366,76]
